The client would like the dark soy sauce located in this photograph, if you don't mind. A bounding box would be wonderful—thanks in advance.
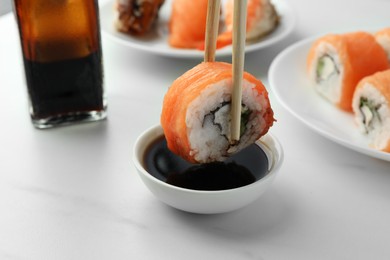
[143,136,269,191]
[24,51,104,119]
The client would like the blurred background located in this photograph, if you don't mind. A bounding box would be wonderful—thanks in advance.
[0,0,11,15]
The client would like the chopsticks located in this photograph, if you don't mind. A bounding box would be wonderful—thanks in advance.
[204,0,247,143]
[230,0,247,143]
[204,0,221,62]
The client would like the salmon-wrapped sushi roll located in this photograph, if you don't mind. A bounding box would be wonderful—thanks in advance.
[352,69,390,152]
[161,62,274,163]
[214,0,279,49]
[375,28,390,62]
[168,0,209,49]
[307,32,389,112]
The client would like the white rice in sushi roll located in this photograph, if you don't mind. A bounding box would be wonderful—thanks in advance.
[187,78,271,162]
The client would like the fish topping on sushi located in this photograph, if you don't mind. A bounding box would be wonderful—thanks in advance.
[168,0,209,49]
[161,62,274,163]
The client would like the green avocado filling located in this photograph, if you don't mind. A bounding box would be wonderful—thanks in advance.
[204,102,253,141]
[240,106,251,137]
[359,97,381,133]
[316,54,339,83]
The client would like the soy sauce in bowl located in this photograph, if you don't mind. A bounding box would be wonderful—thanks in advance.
[133,125,283,214]
[143,136,269,191]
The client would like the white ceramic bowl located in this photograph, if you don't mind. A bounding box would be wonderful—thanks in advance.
[133,125,284,214]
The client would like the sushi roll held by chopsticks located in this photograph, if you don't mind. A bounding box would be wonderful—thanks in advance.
[160,62,274,164]
[161,0,275,164]
[307,32,389,112]
[352,69,390,152]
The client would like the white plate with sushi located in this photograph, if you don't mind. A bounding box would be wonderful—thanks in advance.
[268,36,390,162]
[100,0,296,59]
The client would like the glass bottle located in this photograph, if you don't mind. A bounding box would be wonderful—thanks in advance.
[13,0,107,128]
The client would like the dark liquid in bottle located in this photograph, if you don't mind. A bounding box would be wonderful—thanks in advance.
[24,51,104,119]
[14,0,105,126]
[143,136,269,191]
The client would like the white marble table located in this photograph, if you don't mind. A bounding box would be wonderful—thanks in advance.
[1,0,390,259]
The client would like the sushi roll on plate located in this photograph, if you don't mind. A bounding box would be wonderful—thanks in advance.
[352,69,390,153]
[307,31,389,112]
[161,62,275,164]
[206,0,279,50]
[115,0,165,35]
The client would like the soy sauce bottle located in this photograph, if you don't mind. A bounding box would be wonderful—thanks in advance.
[14,0,106,128]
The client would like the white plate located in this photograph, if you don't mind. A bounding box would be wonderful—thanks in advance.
[100,0,296,58]
[268,36,390,162]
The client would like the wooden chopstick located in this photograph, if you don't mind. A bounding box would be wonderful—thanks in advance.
[204,0,221,62]
[230,0,247,144]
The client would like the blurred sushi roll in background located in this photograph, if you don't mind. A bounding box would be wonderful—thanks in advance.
[175,0,280,50]
[375,28,390,62]
[168,0,209,49]
[217,0,280,48]
[115,0,165,35]
[117,0,280,50]
[244,0,279,42]
[352,69,390,152]
[214,0,279,49]
[307,32,389,112]
[161,62,275,164]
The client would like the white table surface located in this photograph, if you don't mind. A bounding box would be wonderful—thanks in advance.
[1,0,390,259]
[0,0,11,16]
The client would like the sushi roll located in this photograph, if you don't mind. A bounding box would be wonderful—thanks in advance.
[307,32,389,112]
[161,62,274,164]
[214,0,279,49]
[352,69,390,152]
[168,0,209,49]
[375,28,390,62]
[115,0,165,36]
